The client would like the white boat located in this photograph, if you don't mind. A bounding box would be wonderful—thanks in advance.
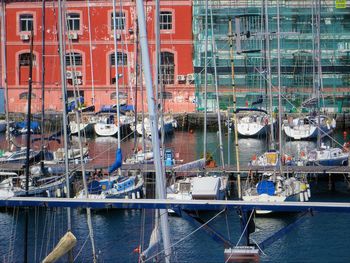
[243,172,311,214]
[303,144,349,166]
[283,115,336,140]
[167,175,228,213]
[132,115,177,137]
[236,110,276,137]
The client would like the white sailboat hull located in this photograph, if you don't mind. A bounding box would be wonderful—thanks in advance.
[94,123,118,137]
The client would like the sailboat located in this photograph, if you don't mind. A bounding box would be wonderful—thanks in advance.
[283,113,336,140]
[242,0,311,212]
[236,108,276,137]
[242,172,311,214]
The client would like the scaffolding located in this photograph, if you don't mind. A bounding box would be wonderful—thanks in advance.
[192,0,350,113]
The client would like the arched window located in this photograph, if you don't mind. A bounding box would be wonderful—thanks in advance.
[65,52,82,66]
[160,52,174,84]
[110,52,127,66]
[19,53,36,66]
[19,92,36,100]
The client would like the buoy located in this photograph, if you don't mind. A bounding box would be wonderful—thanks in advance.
[63,186,67,194]
[304,191,309,201]
[136,191,141,199]
[125,195,129,199]
[56,188,61,198]
[299,192,305,202]
[132,192,136,199]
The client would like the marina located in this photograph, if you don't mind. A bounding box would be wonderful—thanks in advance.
[1,0,350,262]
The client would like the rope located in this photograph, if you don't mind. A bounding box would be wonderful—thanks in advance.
[144,209,226,262]
[73,234,90,262]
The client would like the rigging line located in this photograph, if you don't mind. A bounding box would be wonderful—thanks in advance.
[39,208,49,262]
[7,207,18,263]
[144,208,226,262]
[86,0,95,105]
[249,237,267,257]
[225,209,255,263]
[73,233,90,262]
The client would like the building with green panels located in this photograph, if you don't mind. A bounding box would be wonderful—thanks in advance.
[192,0,350,113]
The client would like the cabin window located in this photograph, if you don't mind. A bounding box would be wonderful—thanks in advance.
[19,53,35,66]
[110,52,127,66]
[65,52,82,66]
[111,11,125,30]
[160,11,172,30]
[19,92,36,100]
[67,13,80,31]
[160,52,175,85]
[19,14,33,32]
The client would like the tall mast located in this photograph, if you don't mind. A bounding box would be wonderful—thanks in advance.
[203,0,208,161]
[209,4,225,168]
[24,27,34,263]
[40,0,46,173]
[112,0,121,150]
[229,19,241,198]
[0,0,10,150]
[136,0,172,261]
[277,0,283,175]
[57,0,72,234]
[315,0,322,149]
[87,0,95,105]
[264,0,274,149]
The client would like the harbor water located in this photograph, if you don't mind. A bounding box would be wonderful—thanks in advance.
[0,128,350,262]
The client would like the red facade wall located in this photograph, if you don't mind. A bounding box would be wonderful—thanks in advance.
[1,0,195,113]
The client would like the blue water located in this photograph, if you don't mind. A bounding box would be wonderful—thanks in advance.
[1,129,350,262]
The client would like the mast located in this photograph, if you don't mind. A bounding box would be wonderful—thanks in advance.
[40,0,46,173]
[315,0,322,149]
[112,0,121,151]
[57,0,72,235]
[0,0,10,150]
[209,5,225,168]
[24,27,34,263]
[87,0,95,105]
[277,0,283,174]
[136,0,172,262]
[203,0,208,161]
[264,0,274,149]
[229,19,241,198]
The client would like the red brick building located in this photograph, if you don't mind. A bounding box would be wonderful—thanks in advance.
[0,0,196,113]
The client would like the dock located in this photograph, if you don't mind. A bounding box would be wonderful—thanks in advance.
[1,162,349,176]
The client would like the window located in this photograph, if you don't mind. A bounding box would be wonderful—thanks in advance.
[65,52,82,66]
[160,11,172,30]
[19,53,35,66]
[160,52,175,84]
[110,52,127,66]
[110,92,128,100]
[111,12,125,30]
[67,13,80,31]
[19,92,36,100]
[20,14,33,32]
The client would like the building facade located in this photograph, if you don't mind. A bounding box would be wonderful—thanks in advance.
[192,0,350,113]
[0,0,195,113]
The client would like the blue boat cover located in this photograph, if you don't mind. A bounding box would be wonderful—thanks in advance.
[257,180,275,196]
[108,148,122,173]
[16,121,40,130]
